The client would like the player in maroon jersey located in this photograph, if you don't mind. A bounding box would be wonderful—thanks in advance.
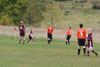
[86,28,98,56]
[19,21,26,44]
[27,28,34,43]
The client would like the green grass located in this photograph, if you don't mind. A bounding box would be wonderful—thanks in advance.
[0,36,100,67]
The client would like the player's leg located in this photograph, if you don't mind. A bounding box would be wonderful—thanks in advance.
[27,36,32,43]
[22,32,25,44]
[91,49,98,56]
[68,36,71,45]
[65,36,68,45]
[83,46,86,56]
[82,39,86,56]
[78,46,81,55]
[19,36,21,44]
[68,40,70,45]
[48,34,50,44]
[19,32,22,44]
[87,48,90,56]
[23,36,25,44]
[66,35,70,45]
[27,39,30,43]
[32,38,34,43]
[27,36,31,43]
[66,40,68,45]
[50,34,52,43]
[48,38,51,44]
[77,39,81,55]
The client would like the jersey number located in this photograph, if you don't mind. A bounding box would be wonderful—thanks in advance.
[80,32,83,36]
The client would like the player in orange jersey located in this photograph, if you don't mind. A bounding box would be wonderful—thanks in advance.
[47,25,54,44]
[77,24,87,56]
[66,27,72,45]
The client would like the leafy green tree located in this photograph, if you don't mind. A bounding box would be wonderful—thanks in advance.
[24,0,47,26]
[0,0,27,25]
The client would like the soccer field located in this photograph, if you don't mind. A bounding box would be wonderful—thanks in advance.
[0,36,100,67]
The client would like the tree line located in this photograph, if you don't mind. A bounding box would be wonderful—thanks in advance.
[0,0,47,26]
[0,0,100,26]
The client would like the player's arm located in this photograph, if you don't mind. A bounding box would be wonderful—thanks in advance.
[65,33,67,37]
[85,38,88,46]
[18,26,20,31]
[85,29,87,37]
[77,30,79,38]
[66,30,68,37]
[24,25,26,33]
[32,32,34,38]
[52,28,55,31]
[85,34,88,46]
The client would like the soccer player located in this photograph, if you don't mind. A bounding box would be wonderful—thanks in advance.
[77,24,87,56]
[66,27,72,45]
[19,21,26,44]
[47,25,54,44]
[86,28,98,56]
[27,28,34,43]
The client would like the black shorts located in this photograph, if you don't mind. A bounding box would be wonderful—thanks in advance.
[78,39,86,46]
[66,35,71,40]
[48,34,52,40]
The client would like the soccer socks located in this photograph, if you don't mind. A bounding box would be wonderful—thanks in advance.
[19,40,25,44]
[48,39,52,44]
[83,48,86,56]
[23,40,25,44]
[19,40,21,44]
[87,51,90,56]
[32,38,34,42]
[78,48,86,56]
[66,41,67,45]
[68,40,70,45]
[27,40,30,43]
[78,49,81,55]
[48,40,50,44]
[92,50,98,56]
[50,39,52,42]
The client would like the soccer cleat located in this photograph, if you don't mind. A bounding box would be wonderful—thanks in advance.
[87,55,89,56]
[19,40,21,44]
[23,40,25,44]
[77,53,80,56]
[84,54,86,56]
[66,42,67,45]
[95,53,98,57]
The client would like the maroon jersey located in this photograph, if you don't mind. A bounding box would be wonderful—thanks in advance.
[29,31,33,37]
[19,24,25,32]
[19,24,25,37]
[87,33,93,48]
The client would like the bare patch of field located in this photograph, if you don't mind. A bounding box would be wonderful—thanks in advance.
[0,25,100,43]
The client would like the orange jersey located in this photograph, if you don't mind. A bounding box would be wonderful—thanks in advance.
[66,29,72,35]
[77,28,87,39]
[47,28,54,34]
